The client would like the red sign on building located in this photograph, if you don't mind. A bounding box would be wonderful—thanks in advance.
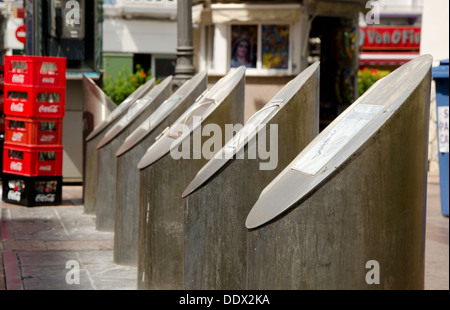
[360,26,421,51]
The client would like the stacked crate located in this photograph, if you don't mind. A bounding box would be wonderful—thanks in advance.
[0,65,4,176]
[2,55,66,206]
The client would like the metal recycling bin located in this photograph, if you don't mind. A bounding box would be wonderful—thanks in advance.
[83,78,155,214]
[245,55,432,290]
[95,76,173,232]
[82,74,117,137]
[136,66,246,290]
[181,62,320,290]
[432,59,449,217]
[113,71,208,266]
[82,75,117,205]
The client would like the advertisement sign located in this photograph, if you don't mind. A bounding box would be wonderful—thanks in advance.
[360,26,421,51]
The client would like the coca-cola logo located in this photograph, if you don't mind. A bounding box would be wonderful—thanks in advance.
[12,132,24,142]
[39,165,52,171]
[35,193,55,202]
[10,161,23,171]
[10,102,24,112]
[38,105,59,113]
[7,190,21,202]
[41,77,55,84]
[12,74,25,84]
[40,135,55,143]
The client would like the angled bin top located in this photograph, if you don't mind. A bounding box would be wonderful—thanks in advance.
[115,71,208,157]
[182,62,320,198]
[245,54,433,229]
[137,66,246,170]
[96,76,173,150]
[85,77,156,142]
[82,74,117,127]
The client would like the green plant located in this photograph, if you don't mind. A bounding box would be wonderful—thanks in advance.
[358,67,390,97]
[103,65,153,105]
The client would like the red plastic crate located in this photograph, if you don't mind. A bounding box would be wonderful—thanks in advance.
[4,84,65,118]
[3,143,63,177]
[5,116,63,146]
[1,64,4,112]
[4,55,66,88]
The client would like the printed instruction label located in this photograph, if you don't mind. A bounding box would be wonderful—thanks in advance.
[292,104,384,175]
[438,106,449,153]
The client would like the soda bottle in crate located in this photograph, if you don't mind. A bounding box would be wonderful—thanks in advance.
[2,173,62,206]
[2,56,66,206]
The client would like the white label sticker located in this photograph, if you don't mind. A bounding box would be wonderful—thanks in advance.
[437,106,449,153]
[292,104,384,175]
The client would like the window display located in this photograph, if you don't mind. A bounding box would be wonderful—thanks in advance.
[262,25,289,69]
[231,25,257,69]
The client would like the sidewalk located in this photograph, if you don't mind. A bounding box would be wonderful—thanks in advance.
[0,174,448,290]
[0,185,137,290]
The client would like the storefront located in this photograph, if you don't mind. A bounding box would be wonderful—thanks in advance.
[102,0,178,80]
[194,0,366,127]
[359,25,421,69]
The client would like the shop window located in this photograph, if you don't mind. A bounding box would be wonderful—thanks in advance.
[202,22,296,76]
[231,24,290,73]
[261,25,290,69]
[230,25,258,69]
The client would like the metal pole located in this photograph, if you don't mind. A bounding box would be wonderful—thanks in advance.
[173,0,195,91]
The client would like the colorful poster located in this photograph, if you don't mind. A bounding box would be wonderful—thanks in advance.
[262,25,289,69]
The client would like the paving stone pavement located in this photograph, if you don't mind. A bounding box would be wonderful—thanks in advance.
[0,185,138,290]
[0,174,448,290]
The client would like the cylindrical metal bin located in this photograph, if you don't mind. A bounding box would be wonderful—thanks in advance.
[136,67,246,290]
[181,62,320,289]
[83,78,155,214]
[113,71,207,266]
[245,55,432,290]
[82,75,117,206]
[95,76,173,231]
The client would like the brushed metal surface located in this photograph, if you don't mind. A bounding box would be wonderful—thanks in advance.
[181,62,320,289]
[82,74,116,137]
[137,67,246,290]
[82,75,116,206]
[83,78,156,214]
[113,71,207,266]
[246,55,432,289]
[95,77,173,232]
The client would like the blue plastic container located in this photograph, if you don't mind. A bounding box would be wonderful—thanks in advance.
[432,59,449,217]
